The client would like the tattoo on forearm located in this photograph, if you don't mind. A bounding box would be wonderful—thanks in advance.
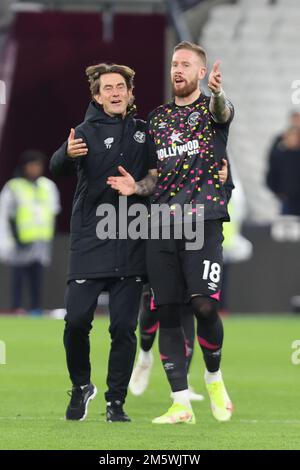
[209,93,231,123]
[135,171,158,196]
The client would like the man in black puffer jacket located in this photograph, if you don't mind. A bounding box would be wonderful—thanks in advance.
[50,63,152,423]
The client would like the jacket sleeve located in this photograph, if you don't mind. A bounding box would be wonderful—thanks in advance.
[49,140,77,176]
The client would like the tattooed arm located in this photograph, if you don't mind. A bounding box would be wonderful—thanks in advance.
[135,169,158,196]
[208,60,233,124]
[107,167,158,197]
[209,91,232,124]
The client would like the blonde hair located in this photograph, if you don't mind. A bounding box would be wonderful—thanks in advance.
[174,41,207,66]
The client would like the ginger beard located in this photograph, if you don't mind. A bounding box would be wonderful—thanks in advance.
[172,75,199,98]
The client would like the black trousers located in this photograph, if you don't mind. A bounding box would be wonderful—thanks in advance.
[11,261,43,310]
[64,276,143,404]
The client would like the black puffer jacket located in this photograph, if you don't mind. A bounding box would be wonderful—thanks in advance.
[50,101,150,280]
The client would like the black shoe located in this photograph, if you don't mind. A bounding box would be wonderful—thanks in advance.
[66,383,97,421]
[106,400,131,423]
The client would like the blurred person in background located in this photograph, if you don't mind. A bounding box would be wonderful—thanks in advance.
[268,110,300,155]
[0,150,60,315]
[266,126,300,215]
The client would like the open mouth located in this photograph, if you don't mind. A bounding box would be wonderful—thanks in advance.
[111,100,122,105]
[174,77,185,85]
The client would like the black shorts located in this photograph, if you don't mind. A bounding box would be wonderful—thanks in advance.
[146,220,224,306]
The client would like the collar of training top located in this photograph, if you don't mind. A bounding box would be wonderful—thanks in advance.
[170,91,206,109]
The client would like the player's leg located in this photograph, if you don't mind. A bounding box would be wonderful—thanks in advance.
[129,287,158,395]
[63,278,104,420]
[192,296,224,374]
[192,295,232,421]
[181,304,194,374]
[140,287,159,352]
[147,238,195,424]
[105,276,143,422]
[153,303,195,424]
[180,304,204,401]
[183,220,233,421]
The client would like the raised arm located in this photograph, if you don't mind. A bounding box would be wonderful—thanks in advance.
[50,128,88,176]
[208,60,233,124]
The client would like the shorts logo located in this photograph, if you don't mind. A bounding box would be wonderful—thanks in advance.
[188,112,201,127]
[133,131,146,143]
[104,137,114,149]
[164,362,174,371]
[211,350,221,357]
[75,279,87,284]
[208,282,218,291]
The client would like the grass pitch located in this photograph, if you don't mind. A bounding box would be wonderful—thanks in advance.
[0,315,300,450]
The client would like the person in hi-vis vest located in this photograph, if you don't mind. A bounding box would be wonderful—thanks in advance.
[0,150,60,314]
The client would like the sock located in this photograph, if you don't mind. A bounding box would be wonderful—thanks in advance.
[185,337,194,373]
[181,304,195,374]
[194,304,224,373]
[159,326,188,392]
[197,314,223,372]
[204,369,222,384]
[137,348,153,365]
[139,290,159,352]
[172,389,191,409]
